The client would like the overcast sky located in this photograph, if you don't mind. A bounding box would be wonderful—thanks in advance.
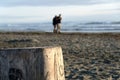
[0,0,120,23]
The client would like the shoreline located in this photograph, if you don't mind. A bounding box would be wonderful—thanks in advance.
[0,31,120,34]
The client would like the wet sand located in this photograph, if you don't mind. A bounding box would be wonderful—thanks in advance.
[0,32,120,80]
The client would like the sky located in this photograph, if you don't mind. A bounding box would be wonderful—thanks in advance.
[0,0,120,23]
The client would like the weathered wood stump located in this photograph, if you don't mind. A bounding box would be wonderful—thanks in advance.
[0,46,65,80]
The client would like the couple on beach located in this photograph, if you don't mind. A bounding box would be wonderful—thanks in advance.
[52,14,62,33]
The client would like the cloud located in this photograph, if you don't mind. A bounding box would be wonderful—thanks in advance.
[0,1,120,23]
[0,0,120,7]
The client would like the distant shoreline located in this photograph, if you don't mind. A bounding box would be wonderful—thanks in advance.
[0,31,120,35]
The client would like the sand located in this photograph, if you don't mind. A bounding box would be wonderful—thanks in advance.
[0,32,120,80]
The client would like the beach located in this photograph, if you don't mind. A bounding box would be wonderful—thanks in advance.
[0,32,120,80]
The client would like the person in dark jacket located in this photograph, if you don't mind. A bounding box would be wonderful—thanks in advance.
[52,15,57,33]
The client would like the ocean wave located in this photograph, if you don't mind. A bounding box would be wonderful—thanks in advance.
[0,22,120,32]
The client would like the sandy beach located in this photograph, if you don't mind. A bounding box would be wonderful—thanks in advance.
[0,32,120,80]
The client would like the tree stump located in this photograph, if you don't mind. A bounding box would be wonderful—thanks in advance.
[0,46,65,80]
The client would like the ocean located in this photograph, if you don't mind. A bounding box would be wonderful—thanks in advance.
[0,22,120,33]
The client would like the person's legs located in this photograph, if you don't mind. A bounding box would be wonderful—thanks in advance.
[57,23,61,33]
[53,24,57,33]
